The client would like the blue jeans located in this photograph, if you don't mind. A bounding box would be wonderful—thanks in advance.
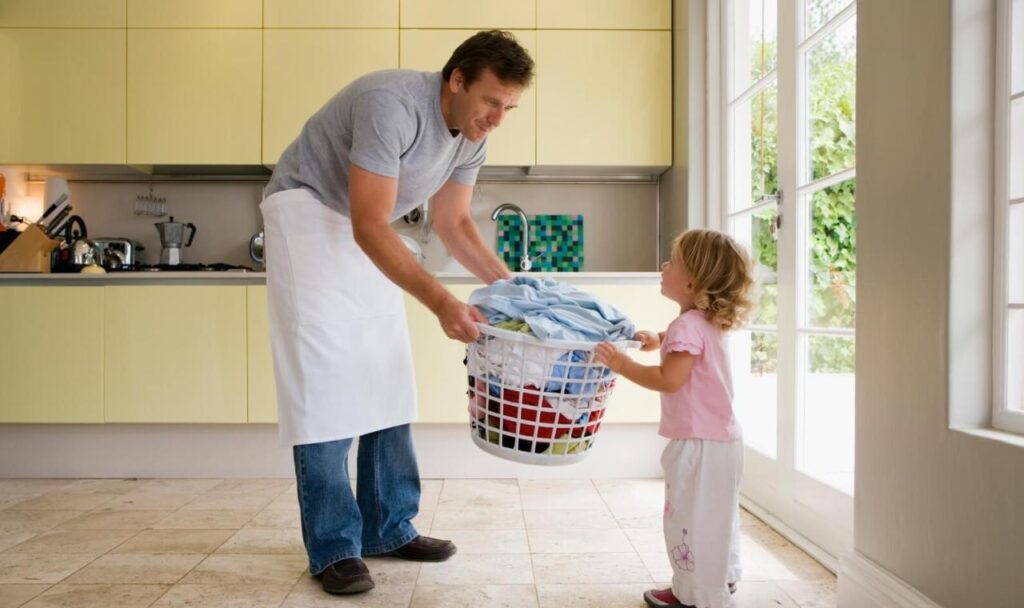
[292,424,421,575]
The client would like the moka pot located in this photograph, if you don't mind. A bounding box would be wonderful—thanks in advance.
[154,216,196,265]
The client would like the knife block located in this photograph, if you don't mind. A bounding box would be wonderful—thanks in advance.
[0,224,60,273]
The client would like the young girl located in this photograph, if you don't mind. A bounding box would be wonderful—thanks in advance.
[595,229,754,608]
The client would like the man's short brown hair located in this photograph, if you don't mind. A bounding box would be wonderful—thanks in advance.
[442,30,534,88]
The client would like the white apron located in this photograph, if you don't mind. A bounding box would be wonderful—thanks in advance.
[260,188,417,446]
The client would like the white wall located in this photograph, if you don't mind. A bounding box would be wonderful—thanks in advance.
[852,1,1024,606]
[19,179,659,272]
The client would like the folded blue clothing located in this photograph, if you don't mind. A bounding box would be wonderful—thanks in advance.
[469,276,636,342]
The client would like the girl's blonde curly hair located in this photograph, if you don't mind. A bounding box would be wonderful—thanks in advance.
[672,229,755,331]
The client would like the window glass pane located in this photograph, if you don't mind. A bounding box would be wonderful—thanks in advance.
[806,0,854,36]
[729,82,778,213]
[807,179,857,329]
[798,333,855,493]
[1010,203,1024,304]
[806,14,857,182]
[729,0,778,99]
[731,330,778,458]
[1009,310,1024,413]
[1012,97,1024,201]
[731,209,778,325]
[1013,0,1024,95]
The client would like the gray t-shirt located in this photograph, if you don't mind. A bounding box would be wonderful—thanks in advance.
[266,70,487,220]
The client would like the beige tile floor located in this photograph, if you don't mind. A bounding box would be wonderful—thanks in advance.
[0,478,836,607]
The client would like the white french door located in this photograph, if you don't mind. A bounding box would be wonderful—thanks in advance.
[717,0,857,562]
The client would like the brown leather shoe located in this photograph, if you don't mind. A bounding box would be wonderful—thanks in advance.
[379,535,457,562]
[321,557,374,595]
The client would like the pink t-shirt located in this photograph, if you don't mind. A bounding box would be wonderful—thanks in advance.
[658,309,742,441]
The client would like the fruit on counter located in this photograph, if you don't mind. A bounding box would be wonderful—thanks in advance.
[80,264,107,274]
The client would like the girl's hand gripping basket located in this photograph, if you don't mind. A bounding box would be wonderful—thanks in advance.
[466,323,638,465]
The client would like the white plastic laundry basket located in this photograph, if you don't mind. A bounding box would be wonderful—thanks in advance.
[466,323,637,465]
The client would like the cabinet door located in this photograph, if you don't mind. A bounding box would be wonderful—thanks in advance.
[400,30,536,166]
[246,286,277,423]
[0,287,104,423]
[406,285,479,422]
[584,283,679,423]
[264,0,398,28]
[0,29,126,163]
[263,29,398,164]
[400,0,534,28]
[127,0,260,27]
[127,29,261,164]
[537,0,670,30]
[536,30,671,166]
[0,0,125,27]
[104,286,247,423]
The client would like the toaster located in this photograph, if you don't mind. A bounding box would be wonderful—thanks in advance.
[92,238,144,269]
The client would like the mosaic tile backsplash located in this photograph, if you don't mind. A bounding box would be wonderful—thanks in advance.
[497,214,584,272]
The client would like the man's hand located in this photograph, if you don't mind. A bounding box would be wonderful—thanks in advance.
[437,298,486,343]
[594,342,631,373]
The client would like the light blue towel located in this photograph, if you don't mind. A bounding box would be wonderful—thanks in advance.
[469,276,636,343]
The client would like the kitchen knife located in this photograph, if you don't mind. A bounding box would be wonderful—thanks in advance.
[45,205,72,237]
[50,214,73,240]
[37,192,69,226]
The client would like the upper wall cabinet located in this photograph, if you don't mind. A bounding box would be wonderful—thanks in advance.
[537,30,671,166]
[0,0,126,27]
[400,0,534,28]
[264,0,398,28]
[127,0,261,27]
[263,30,398,164]
[0,29,126,163]
[400,29,536,166]
[127,29,262,164]
[537,0,670,30]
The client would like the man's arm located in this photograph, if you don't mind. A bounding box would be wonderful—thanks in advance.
[349,164,484,343]
[431,179,512,285]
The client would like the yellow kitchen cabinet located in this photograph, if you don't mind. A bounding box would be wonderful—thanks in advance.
[246,286,277,423]
[536,30,671,166]
[127,29,261,164]
[0,287,104,423]
[263,29,398,164]
[406,280,669,423]
[127,0,261,28]
[0,0,125,27]
[400,0,534,29]
[537,0,670,30]
[0,29,126,163]
[405,285,478,422]
[400,30,536,166]
[264,0,398,28]
[583,283,678,423]
[104,286,247,423]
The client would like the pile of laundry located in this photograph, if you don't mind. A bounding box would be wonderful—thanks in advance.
[465,276,635,455]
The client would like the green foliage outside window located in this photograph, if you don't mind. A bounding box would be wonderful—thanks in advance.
[748,8,856,374]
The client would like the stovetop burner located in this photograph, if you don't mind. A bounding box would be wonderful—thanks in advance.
[114,263,255,273]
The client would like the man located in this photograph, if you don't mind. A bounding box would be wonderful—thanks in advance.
[259,31,534,595]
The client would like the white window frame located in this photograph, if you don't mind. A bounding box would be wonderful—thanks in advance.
[993,0,1024,435]
[713,0,857,562]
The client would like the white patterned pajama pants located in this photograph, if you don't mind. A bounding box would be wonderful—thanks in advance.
[661,438,743,608]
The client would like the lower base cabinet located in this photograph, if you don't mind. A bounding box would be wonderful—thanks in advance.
[0,280,669,425]
[0,286,105,423]
[104,285,247,423]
